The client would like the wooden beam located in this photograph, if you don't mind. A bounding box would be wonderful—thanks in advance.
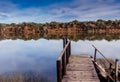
[57,60,62,82]
[115,59,119,82]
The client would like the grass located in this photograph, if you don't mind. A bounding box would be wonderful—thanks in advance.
[0,71,51,82]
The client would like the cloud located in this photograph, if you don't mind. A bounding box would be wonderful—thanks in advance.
[0,12,11,18]
[0,0,120,23]
[49,0,120,21]
[0,1,17,12]
[0,39,62,74]
[97,0,115,3]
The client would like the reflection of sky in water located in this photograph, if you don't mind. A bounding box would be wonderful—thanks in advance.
[72,39,120,61]
[0,39,120,81]
[0,39,63,82]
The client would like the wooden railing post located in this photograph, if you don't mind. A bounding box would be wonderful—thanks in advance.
[107,63,112,82]
[69,41,71,57]
[57,60,62,82]
[66,47,69,64]
[115,59,119,82]
[63,38,66,48]
[64,38,68,64]
[66,41,71,64]
[109,63,112,74]
[62,53,66,76]
[63,37,68,48]
[65,37,68,45]
[94,48,97,62]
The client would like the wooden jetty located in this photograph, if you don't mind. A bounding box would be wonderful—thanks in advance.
[62,55,100,82]
[56,38,119,82]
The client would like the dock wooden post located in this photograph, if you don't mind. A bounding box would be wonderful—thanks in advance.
[57,60,62,82]
[62,53,66,76]
[63,37,66,48]
[107,63,112,82]
[115,59,119,82]
[64,38,69,64]
[66,49,69,64]
[94,48,97,62]
[69,41,71,57]
[109,63,112,74]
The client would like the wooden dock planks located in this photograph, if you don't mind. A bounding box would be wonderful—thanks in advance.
[62,55,100,82]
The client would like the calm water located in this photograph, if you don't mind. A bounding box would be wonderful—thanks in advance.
[0,38,120,82]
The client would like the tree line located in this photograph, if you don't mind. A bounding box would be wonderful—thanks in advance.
[0,19,120,30]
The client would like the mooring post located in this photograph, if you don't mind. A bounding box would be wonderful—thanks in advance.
[115,59,119,82]
[94,48,97,62]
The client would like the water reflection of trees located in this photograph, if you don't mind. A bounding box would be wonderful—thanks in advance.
[0,32,119,41]
[0,71,51,82]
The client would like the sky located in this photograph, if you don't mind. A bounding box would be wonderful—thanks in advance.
[0,0,120,23]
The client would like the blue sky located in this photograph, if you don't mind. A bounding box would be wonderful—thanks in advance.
[0,0,120,23]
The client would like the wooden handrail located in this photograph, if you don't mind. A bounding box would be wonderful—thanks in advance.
[56,38,71,82]
[92,45,119,82]
[92,45,112,64]
[57,41,71,60]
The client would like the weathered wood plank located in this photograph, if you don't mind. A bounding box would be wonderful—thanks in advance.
[62,55,100,82]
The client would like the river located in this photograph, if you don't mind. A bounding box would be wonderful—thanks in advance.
[0,38,119,82]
